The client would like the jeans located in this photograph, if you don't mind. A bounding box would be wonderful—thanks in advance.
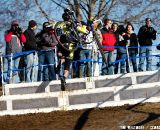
[25,52,38,82]
[119,48,127,73]
[126,49,138,73]
[102,50,116,75]
[3,57,8,84]
[38,50,56,81]
[72,49,80,78]
[5,55,21,84]
[138,46,152,71]
[114,49,120,74]
[79,49,92,78]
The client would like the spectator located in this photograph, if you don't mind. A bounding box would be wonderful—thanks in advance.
[90,19,103,76]
[4,20,26,83]
[123,23,139,73]
[24,20,38,82]
[92,20,102,76]
[37,21,58,81]
[72,14,84,78]
[111,23,120,74]
[101,18,117,75]
[115,25,127,73]
[138,18,157,71]
[79,25,95,78]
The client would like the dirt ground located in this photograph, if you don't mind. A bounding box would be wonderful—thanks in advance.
[0,102,160,130]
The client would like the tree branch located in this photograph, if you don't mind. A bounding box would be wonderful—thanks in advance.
[34,0,50,21]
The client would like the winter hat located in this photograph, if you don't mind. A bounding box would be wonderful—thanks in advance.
[11,20,19,26]
[29,20,37,28]
[145,18,152,22]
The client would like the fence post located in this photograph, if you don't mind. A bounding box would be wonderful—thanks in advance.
[55,47,59,80]
[9,53,13,84]
[126,46,131,73]
[0,55,5,96]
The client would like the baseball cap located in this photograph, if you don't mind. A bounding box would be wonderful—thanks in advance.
[145,18,152,22]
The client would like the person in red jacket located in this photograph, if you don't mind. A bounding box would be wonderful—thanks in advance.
[4,20,26,83]
[100,18,117,75]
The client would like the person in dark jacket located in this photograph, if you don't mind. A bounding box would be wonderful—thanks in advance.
[111,23,120,74]
[138,18,157,71]
[123,23,139,73]
[24,20,38,82]
[37,21,58,81]
[4,20,26,83]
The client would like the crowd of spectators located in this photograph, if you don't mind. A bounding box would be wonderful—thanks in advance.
[2,12,159,85]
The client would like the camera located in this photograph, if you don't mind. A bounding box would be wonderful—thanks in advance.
[43,22,53,32]
[11,26,22,35]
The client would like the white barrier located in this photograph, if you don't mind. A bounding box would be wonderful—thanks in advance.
[0,70,159,116]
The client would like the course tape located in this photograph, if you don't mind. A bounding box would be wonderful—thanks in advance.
[79,44,159,49]
[1,44,159,58]
[1,53,160,73]
[0,47,159,76]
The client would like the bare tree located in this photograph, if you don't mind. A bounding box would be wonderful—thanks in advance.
[35,0,50,21]
[0,0,31,29]
[50,0,160,28]
[1,0,160,30]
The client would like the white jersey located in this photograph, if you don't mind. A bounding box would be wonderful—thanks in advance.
[82,31,95,50]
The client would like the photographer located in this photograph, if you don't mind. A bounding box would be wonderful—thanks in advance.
[37,21,58,81]
[5,20,26,54]
[4,20,26,83]
[138,18,157,71]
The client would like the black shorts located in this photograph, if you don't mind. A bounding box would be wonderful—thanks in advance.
[64,58,72,70]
